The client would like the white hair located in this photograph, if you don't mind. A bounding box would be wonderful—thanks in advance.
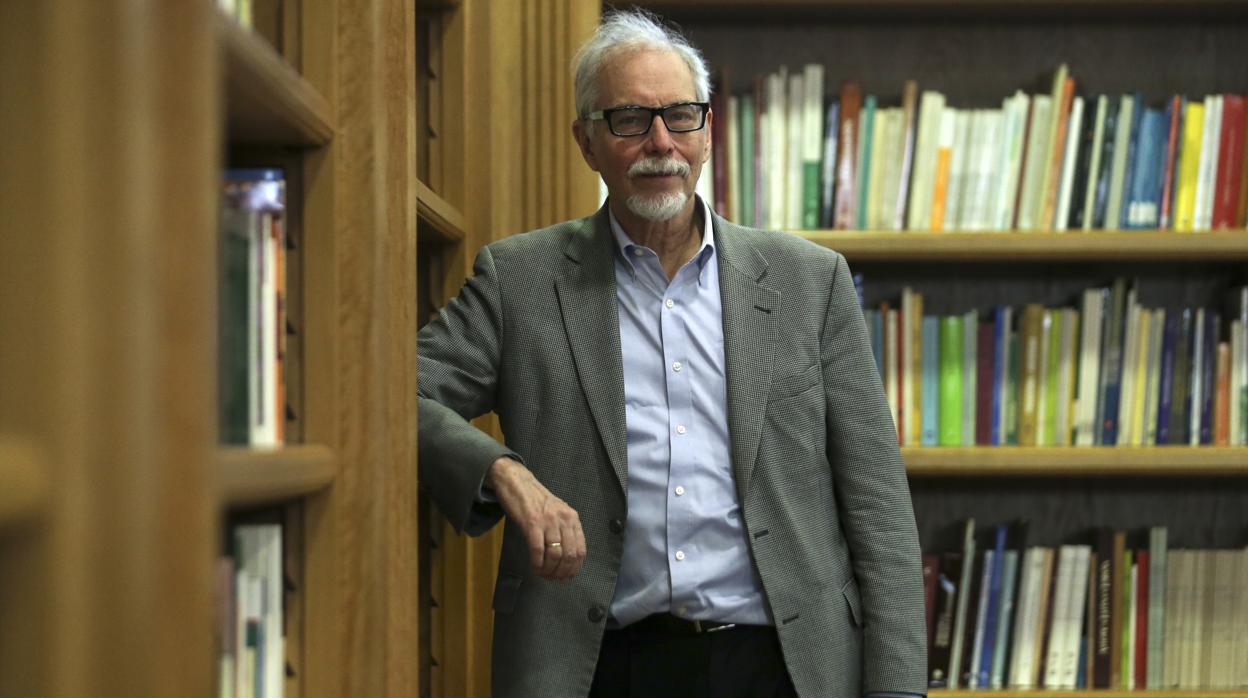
[572,9,710,123]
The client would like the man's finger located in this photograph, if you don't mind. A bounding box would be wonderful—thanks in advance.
[553,521,579,580]
[527,526,546,573]
[541,528,564,578]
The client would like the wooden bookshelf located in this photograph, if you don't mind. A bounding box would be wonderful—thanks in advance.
[219,9,334,146]
[217,444,335,506]
[903,446,1248,476]
[417,179,467,243]
[0,434,46,529]
[798,230,1248,262]
[632,0,1246,17]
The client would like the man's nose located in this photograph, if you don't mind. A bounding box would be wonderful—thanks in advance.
[644,113,675,152]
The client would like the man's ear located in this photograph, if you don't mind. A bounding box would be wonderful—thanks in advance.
[701,108,714,164]
[572,119,600,172]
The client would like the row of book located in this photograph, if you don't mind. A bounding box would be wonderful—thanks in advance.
[860,281,1248,446]
[696,63,1248,232]
[925,522,1248,690]
[216,523,285,698]
[219,169,289,447]
[217,0,256,28]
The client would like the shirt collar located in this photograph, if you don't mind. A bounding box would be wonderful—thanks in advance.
[609,196,716,278]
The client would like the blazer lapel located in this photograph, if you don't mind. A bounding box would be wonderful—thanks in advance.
[714,214,780,504]
[554,207,629,496]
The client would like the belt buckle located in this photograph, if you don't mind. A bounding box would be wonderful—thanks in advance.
[692,619,736,634]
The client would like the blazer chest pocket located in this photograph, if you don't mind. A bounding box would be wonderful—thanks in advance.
[769,362,821,401]
[492,571,523,615]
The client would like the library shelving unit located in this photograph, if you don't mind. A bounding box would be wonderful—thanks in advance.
[631,0,1247,695]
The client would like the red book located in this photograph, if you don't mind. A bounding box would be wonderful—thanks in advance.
[833,81,862,229]
[923,553,940,647]
[1134,550,1149,689]
[1158,95,1182,230]
[710,69,730,217]
[1212,94,1245,228]
[975,322,994,445]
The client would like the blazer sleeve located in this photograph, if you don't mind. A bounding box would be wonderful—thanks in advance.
[820,252,928,693]
[417,244,516,536]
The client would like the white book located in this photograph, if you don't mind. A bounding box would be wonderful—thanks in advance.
[786,73,805,230]
[1235,548,1248,688]
[944,109,972,231]
[1231,319,1244,445]
[766,69,788,230]
[801,64,824,229]
[908,91,946,230]
[1008,547,1039,687]
[949,519,978,688]
[1075,288,1105,445]
[866,109,890,230]
[1062,546,1092,688]
[1081,95,1109,230]
[1105,93,1136,231]
[975,108,1005,231]
[878,109,904,231]
[1193,95,1220,231]
[1043,546,1075,688]
[962,310,978,446]
[1016,95,1053,230]
[997,92,1030,230]
[1055,96,1085,231]
[1210,550,1237,688]
[960,109,992,230]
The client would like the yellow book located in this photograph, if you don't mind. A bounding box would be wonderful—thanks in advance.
[911,290,924,446]
[930,110,956,230]
[1131,309,1151,446]
[1174,101,1205,231]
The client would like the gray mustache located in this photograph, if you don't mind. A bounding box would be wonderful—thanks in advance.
[629,159,689,177]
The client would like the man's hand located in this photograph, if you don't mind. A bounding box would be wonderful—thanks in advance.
[487,456,587,581]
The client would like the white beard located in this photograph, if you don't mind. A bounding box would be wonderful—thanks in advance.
[625,191,687,221]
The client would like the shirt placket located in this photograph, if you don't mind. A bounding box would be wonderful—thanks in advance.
[662,262,700,615]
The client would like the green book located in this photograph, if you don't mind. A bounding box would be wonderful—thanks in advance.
[802,160,821,229]
[1005,329,1020,445]
[738,94,755,228]
[939,315,964,446]
[855,95,877,230]
[1043,308,1062,445]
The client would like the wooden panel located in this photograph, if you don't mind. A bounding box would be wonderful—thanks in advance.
[931,691,1247,698]
[801,231,1248,262]
[0,435,47,529]
[218,445,335,506]
[631,0,1248,18]
[904,446,1248,476]
[221,9,333,146]
[0,2,217,697]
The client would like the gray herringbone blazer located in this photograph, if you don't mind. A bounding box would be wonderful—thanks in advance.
[418,204,927,697]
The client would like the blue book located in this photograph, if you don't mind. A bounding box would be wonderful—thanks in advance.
[1199,311,1219,444]
[1126,107,1165,229]
[1097,279,1130,445]
[975,523,1009,687]
[1155,311,1179,443]
[990,306,1010,445]
[921,316,940,446]
[1091,98,1120,229]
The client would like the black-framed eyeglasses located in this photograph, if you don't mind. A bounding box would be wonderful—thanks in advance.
[583,102,710,137]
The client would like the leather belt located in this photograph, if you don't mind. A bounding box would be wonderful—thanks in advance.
[618,613,739,636]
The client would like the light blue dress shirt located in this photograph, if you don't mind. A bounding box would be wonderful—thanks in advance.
[606,197,770,628]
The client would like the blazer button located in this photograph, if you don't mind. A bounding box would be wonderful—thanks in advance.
[609,518,624,534]
[587,605,606,623]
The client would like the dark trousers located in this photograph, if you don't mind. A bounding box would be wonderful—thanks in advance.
[588,617,799,698]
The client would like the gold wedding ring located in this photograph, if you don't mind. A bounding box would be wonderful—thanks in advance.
[546,542,562,548]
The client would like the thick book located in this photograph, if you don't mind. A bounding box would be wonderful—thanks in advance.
[1091,97,1121,229]
[949,519,978,688]
[991,306,1012,445]
[800,64,825,229]
[1212,93,1246,229]
[1105,93,1138,230]
[738,93,756,228]
[895,80,919,230]
[1174,99,1206,231]
[976,524,1010,686]
[1078,95,1109,230]
[1018,304,1045,446]
[1158,95,1183,230]
[921,315,941,446]
[1146,526,1168,689]
[1097,279,1131,445]
[1168,308,1194,444]
[930,552,962,687]
[818,99,838,229]
[939,315,964,445]
[976,322,995,445]
[1093,529,1116,687]
[833,81,863,229]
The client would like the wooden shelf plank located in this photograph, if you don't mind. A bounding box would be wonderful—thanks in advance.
[0,435,47,529]
[218,444,335,506]
[797,230,1248,262]
[931,691,1245,698]
[903,446,1248,476]
[219,11,333,146]
[417,180,467,243]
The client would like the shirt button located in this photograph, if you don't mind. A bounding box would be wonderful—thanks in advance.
[675,550,686,561]
[665,298,675,308]
[676,425,686,435]
[672,361,682,372]
[632,247,644,257]
[675,486,685,496]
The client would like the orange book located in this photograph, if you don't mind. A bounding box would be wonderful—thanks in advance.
[930,111,955,231]
[1041,76,1077,229]
[1214,341,1230,445]
[1238,98,1248,228]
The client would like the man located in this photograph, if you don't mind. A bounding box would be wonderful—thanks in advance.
[418,9,926,697]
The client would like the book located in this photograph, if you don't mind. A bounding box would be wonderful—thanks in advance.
[939,315,964,446]
[1212,94,1245,229]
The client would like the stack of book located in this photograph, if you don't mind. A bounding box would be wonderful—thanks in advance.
[925,521,1248,690]
[860,281,1248,447]
[217,523,285,698]
[699,64,1248,232]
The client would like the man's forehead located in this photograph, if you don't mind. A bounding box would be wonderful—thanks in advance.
[597,47,697,105]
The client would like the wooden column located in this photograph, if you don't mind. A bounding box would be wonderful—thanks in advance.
[0,1,217,697]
